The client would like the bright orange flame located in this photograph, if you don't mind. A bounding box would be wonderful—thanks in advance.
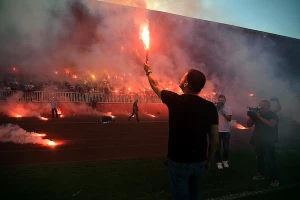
[140,24,150,50]
[16,115,22,118]
[92,74,95,79]
[236,124,248,130]
[55,71,58,75]
[249,93,254,97]
[39,117,48,121]
[72,75,77,79]
[60,115,63,118]
[48,141,56,146]
[149,114,156,118]
[32,133,46,137]
[114,90,118,93]
[128,88,131,91]
[13,67,16,71]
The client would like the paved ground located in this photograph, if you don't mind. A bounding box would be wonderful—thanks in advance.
[0,115,254,167]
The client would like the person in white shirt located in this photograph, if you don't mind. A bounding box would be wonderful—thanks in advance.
[215,95,232,169]
[51,97,58,118]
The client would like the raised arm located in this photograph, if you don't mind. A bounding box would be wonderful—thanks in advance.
[144,62,164,99]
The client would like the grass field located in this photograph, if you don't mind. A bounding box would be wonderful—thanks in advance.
[1,147,300,200]
[1,116,300,200]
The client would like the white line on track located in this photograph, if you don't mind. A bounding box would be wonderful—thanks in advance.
[205,183,299,200]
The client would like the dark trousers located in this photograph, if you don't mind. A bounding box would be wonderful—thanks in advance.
[168,159,206,200]
[128,112,139,121]
[51,108,58,118]
[255,144,279,181]
[215,132,230,162]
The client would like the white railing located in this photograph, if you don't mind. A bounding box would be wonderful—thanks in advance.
[0,90,217,103]
[0,90,162,103]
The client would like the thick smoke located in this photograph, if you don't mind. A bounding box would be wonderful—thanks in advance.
[0,0,299,122]
[0,124,55,145]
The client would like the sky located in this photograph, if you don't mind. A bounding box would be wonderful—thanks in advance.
[100,0,300,39]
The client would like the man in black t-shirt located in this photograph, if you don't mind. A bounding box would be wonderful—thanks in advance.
[144,62,219,200]
[247,100,279,187]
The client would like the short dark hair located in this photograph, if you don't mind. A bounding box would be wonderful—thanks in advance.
[186,69,206,93]
[218,95,226,100]
[261,100,271,107]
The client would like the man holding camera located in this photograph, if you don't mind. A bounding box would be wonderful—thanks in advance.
[247,100,279,187]
[215,95,232,169]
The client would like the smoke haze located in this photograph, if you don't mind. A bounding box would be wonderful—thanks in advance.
[0,0,299,121]
[0,124,54,145]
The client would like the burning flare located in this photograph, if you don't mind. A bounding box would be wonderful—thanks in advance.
[0,124,57,147]
[140,24,150,50]
[39,117,48,121]
[48,141,56,146]
[236,124,248,130]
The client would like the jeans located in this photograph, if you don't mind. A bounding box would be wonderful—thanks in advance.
[255,144,279,181]
[168,159,206,200]
[51,108,58,118]
[215,132,230,162]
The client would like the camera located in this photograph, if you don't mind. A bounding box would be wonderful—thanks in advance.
[214,102,224,110]
[247,107,261,118]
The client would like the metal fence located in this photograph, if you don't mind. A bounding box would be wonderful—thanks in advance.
[0,90,217,103]
[0,90,162,103]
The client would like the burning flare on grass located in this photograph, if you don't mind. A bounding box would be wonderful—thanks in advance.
[16,115,22,118]
[148,114,156,118]
[57,107,63,117]
[32,133,46,137]
[0,124,57,146]
[39,117,48,121]
[230,120,248,130]
[48,141,56,146]
[236,124,248,130]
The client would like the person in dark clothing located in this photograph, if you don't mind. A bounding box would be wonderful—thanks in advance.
[91,97,98,110]
[50,97,58,118]
[144,62,219,200]
[128,100,140,122]
[247,100,279,187]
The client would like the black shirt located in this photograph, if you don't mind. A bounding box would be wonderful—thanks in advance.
[251,111,279,146]
[161,90,219,163]
[133,102,138,113]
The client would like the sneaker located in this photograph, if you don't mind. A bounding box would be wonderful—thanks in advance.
[223,161,229,168]
[252,173,265,180]
[270,180,279,187]
[217,162,223,169]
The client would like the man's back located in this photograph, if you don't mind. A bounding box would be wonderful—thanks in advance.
[161,90,218,163]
